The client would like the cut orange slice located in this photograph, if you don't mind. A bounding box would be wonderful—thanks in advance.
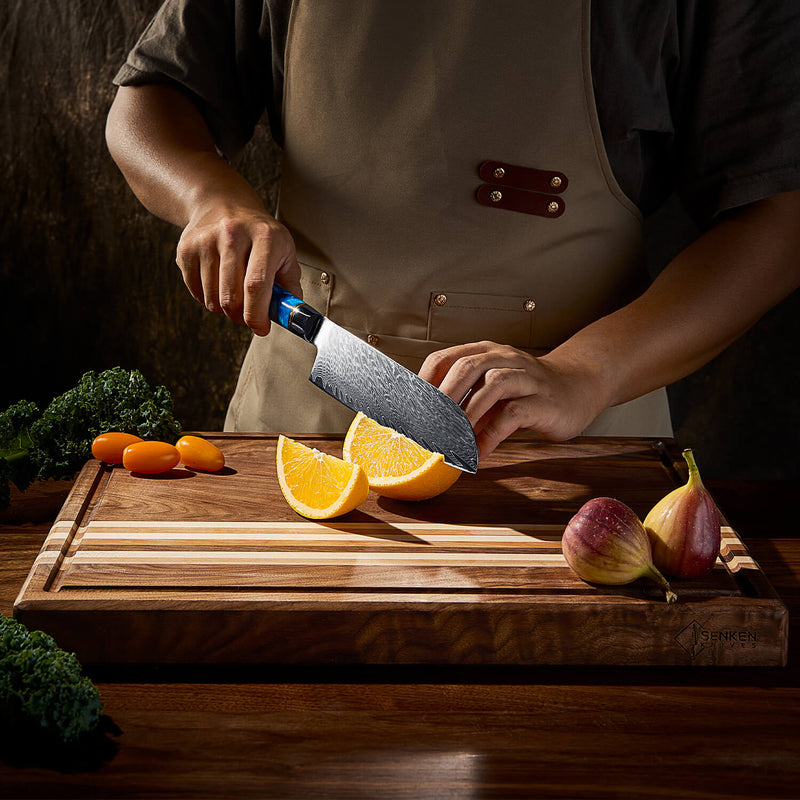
[276,435,369,519]
[342,412,462,501]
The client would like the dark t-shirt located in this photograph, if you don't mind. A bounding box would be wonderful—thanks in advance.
[115,0,800,228]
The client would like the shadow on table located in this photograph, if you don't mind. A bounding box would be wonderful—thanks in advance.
[0,714,120,772]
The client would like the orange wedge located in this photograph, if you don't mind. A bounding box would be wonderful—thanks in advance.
[342,412,462,501]
[276,435,369,519]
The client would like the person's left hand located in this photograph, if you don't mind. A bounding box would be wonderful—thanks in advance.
[418,341,609,459]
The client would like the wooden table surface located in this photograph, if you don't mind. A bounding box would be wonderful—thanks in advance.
[1,470,799,799]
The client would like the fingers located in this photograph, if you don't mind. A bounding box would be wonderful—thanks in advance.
[175,234,205,305]
[420,342,531,405]
[419,343,539,460]
[420,341,600,456]
[242,224,301,336]
[175,211,300,335]
[460,366,531,426]
[473,399,528,459]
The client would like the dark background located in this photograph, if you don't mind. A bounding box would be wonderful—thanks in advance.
[2,1,798,479]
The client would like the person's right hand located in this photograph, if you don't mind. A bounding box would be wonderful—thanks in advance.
[175,203,302,336]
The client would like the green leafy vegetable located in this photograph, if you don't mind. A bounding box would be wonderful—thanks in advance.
[0,615,103,743]
[0,400,40,508]
[0,367,182,509]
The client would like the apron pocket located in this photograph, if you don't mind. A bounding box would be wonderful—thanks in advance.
[427,291,536,348]
[299,262,333,315]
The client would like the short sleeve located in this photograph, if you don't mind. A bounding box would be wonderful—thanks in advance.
[673,1,800,223]
[114,0,288,157]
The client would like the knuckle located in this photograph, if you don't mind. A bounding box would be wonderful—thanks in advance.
[501,398,526,423]
[483,368,509,389]
[218,217,242,249]
[175,239,194,268]
[423,349,449,372]
[218,292,241,313]
[244,270,269,294]
[451,354,483,381]
[252,221,277,244]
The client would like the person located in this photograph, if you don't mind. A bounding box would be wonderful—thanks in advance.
[106,1,800,463]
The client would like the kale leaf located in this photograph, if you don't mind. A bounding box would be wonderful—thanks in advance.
[0,367,182,509]
[0,615,103,743]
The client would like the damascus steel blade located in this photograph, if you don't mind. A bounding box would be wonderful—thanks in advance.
[309,318,478,473]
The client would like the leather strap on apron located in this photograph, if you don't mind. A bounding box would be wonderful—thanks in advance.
[226,0,673,439]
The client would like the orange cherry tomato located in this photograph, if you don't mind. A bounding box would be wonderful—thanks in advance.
[175,435,225,472]
[122,441,180,474]
[91,432,144,464]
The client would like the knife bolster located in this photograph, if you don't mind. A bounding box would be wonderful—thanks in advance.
[286,303,323,342]
[270,284,323,342]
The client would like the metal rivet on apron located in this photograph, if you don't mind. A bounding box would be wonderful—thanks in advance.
[320,272,330,284]
[523,299,536,312]
[547,200,560,214]
[549,176,562,189]
[366,334,379,346]
[492,167,506,179]
[433,293,448,307]
[489,190,503,203]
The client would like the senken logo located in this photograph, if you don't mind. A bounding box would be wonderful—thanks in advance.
[675,619,759,659]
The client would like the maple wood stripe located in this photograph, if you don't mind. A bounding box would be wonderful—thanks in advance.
[76,531,561,550]
[41,521,74,550]
[73,546,565,559]
[43,523,751,567]
[65,550,568,565]
[53,521,744,535]
[72,520,565,534]
[61,520,742,530]
[719,531,758,572]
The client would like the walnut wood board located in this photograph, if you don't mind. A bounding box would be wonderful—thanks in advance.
[14,435,787,666]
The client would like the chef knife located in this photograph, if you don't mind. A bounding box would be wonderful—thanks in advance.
[269,284,478,473]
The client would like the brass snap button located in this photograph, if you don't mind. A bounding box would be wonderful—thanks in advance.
[366,334,379,346]
[492,166,506,180]
[547,200,560,214]
[549,176,562,189]
[320,272,330,285]
[523,299,536,312]
[489,190,503,203]
[433,293,448,307]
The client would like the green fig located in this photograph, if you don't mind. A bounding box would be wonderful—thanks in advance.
[562,497,677,603]
[644,449,721,579]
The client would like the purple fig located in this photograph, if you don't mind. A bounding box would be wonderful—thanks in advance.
[563,497,677,603]
[644,449,721,579]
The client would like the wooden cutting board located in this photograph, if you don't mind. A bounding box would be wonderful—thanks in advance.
[13,435,787,666]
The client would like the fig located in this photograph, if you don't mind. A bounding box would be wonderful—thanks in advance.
[563,497,677,603]
[644,448,721,579]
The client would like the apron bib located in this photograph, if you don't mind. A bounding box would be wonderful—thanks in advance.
[226,0,673,438]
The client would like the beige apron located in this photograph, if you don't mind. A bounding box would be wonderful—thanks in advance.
[225,0,673,439]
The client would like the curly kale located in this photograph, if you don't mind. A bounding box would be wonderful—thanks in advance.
[0,615,103,743]
[28,367,182,480]
[0,367,182,509]
[0,400,40,507]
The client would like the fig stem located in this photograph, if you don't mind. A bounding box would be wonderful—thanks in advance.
[646,564,678,604]
[682,448,702,487]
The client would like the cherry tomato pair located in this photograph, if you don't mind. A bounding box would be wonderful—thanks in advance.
[91,432,225,474]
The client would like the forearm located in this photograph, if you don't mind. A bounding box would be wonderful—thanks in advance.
[546,190,800,408]
[105,84,266,227]
[106,83,299,334]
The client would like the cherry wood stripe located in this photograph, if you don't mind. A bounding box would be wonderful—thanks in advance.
[56,563,602,590]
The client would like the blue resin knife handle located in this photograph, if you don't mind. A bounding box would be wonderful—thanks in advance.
[269,284,323,342]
